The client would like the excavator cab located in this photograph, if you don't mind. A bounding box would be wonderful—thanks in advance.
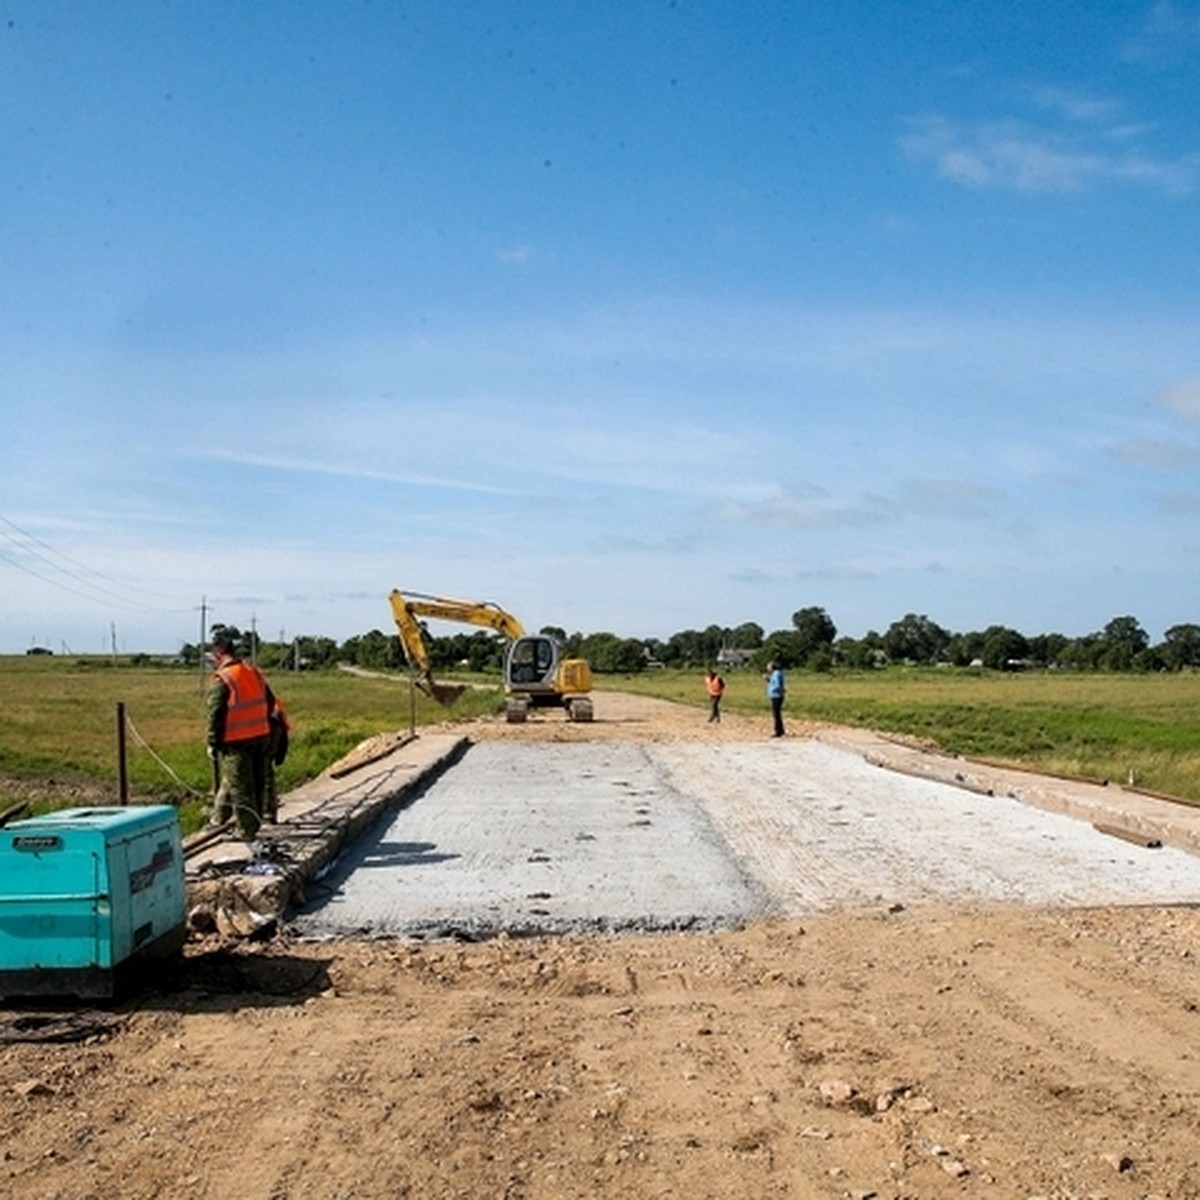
[504,636,593,722]
[505,635,556,686]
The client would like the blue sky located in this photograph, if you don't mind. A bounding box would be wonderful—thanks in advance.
[3,1,1199,654]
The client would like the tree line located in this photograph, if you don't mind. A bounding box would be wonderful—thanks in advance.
[178,609,1200,675]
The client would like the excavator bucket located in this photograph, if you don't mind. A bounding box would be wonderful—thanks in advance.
[432,680,467,705]
[417,678,467,706]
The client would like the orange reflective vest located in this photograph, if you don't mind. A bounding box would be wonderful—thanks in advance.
[706,674,725,697]
[215,661,271,743]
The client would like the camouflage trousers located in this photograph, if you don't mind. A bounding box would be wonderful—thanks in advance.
[213,736,270,839]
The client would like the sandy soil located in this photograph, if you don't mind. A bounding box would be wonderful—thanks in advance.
[3,693,1199,1200]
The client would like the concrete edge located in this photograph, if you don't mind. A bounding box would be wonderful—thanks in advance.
[185,735,470,938]
[814,728,1200,858]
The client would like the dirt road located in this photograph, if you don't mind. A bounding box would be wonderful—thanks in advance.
[3,693,1199,1199]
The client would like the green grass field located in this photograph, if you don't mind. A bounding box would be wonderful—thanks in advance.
[2,658,1198,834]
[0,656,502,832]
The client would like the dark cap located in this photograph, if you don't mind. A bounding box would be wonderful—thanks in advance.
[210,632,236,655]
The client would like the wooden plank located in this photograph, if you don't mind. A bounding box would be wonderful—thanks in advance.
[1092,822,1162,849]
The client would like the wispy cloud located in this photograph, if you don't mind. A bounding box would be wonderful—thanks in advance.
[901,85,1198,195]
[203,450,535,497]
[1028,86,1122,123]
[714,484,893,531]
[713,477,1001,531]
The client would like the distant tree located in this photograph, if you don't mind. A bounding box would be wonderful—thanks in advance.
[1098,615,1149,671]
[540,625,567,643]
[664,629,709,667]
[758,629,806,670]
[835,636,871,670]
[1059,634,1102,671]
[578,632,645,673]
[882,613,950,664]
[946,631,983,667]
[979,625,1029,670]
[1027,632,1069,668]
[1159,623,1200,670]
[427,630,504,672]
[791,606,837,662]
[296,635,339,669]
[730,621,764,649]
[341,629,397,670]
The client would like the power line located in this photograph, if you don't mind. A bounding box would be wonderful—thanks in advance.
[0,513,191,613]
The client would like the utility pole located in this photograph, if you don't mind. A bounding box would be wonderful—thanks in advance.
[198,596,209,691]
[110,622,117,663]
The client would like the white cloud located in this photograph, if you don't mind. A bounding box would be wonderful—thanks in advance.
[1028,86,1121,123]
[713,484,893,531]
[712,477,1000,532]
[201,449,535,497]
[900,114,1197,195]
[901,115,1100,191]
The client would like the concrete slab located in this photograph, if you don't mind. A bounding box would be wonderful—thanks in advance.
[187,723,1200,941]
[288,741,769,939]
[288,738,1200,941]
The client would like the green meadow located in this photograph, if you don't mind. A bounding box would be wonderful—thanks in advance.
[2,657,1198,835]
[0,656,501,832]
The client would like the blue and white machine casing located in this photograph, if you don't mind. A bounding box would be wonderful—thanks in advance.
[0,805,187,999]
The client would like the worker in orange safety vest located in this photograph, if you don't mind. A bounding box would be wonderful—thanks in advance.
[705,668,726,724]
[206,632,279,839]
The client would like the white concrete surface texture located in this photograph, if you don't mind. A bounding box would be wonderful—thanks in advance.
[291,740,1200,939]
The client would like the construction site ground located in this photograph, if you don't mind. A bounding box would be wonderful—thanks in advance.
[4,691,1200,1200]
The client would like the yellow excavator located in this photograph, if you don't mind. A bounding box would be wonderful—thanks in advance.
[388,588,594,723]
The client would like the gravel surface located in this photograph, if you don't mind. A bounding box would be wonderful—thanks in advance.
[292,737,1200,939]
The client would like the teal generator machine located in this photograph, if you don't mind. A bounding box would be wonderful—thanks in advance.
[0,806,187,999]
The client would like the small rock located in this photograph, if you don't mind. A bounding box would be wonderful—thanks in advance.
[819,1078,857,1106]
[799,1125,832,1139]
[940,1157,969,1177]
[13,1079,55,1098]
[1101,1150,1133,1173]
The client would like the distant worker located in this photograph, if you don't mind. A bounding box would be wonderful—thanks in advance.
[206,633,282,840]
[705,668,726,723]
[765,659,786,738]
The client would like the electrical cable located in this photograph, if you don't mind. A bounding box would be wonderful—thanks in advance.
[123,713,210,798]
[0,513,192,613]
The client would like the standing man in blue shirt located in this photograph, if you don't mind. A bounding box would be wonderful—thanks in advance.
[765,660,786,738]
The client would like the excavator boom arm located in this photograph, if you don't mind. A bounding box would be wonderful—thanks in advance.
[388,588,526,701]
